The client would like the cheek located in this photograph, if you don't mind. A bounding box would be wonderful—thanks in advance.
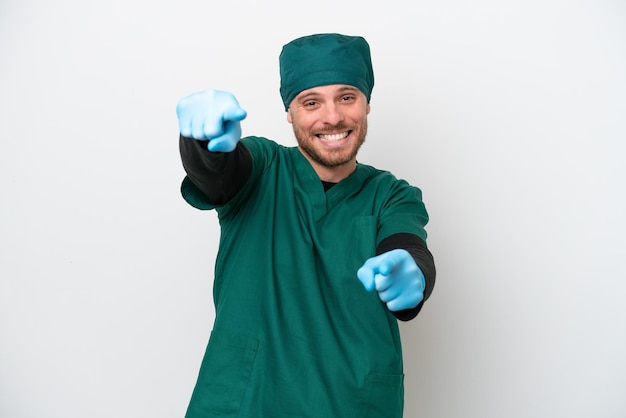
[291,116,317,133]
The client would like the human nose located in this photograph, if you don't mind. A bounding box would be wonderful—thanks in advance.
[321,102,345,125]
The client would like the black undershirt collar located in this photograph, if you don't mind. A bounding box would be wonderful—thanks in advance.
[322,181,337,192]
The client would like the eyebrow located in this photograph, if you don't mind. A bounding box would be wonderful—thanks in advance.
[336,86,360,93]
[296,86,360,101]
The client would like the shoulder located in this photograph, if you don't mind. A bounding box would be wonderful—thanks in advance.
[241,136,297,163]
[240,136,285,153]
[358,162,423,199]
[356,163,429,241]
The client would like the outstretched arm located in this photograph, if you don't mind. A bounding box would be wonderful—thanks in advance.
[177,90,252,205]
[360,233,436,321]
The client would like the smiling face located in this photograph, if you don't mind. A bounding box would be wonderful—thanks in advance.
[287,84,371,182]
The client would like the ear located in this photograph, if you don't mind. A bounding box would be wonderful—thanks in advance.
[366,103,371,114]
[286,109,293,124]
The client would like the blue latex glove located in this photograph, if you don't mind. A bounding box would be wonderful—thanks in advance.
[357,249,426,311]
[176,90,247,152]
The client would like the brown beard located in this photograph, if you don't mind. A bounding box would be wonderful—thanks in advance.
[293,121,368,168]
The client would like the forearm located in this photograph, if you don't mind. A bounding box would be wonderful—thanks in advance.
[376,233,436,321]
[179,135,252,205]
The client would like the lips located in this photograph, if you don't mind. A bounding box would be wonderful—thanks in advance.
[317,131,350,142]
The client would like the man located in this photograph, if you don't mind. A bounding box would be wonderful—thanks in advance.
[177,33,435,417]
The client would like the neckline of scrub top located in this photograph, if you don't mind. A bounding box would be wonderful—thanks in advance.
[289,147,370,221]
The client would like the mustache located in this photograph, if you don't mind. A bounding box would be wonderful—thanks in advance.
[315,123,351,133]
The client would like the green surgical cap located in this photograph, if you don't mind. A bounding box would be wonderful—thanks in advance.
[279,33,374,111]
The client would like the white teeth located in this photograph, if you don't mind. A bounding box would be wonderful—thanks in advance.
[319,132,348,141]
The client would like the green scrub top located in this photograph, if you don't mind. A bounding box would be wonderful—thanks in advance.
[181,136,429,418]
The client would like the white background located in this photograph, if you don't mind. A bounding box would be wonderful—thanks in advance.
[1,0,625,417]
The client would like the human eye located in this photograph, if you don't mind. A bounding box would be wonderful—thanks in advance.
[302,99,319,108]
[340,94,356,103]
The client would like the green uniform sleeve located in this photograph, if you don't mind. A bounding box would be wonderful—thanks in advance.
[377,178,429,245]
